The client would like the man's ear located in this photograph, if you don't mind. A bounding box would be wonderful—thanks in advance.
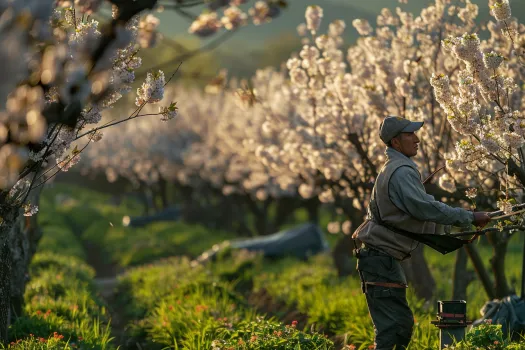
[390,136,399,149]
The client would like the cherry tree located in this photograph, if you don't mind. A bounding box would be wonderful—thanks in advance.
[0,1,170,342]
[0,0,287,343]
[79,82,302,234]
[431,0,525,299]
[77,87,195,213]
[236,0,523,300]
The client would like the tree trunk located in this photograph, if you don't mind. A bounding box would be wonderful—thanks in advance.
[521,232,525,299]
[158,177,169,209]
[250,198,272,235]
[0,185,43,345]
[400,245,435,301]
[452,246,474,300]
[465,244,496,300]
[0,240,12,345]
[147,187,159,213]
[138,188,151,215]
[486,232,513,298]
[272,197,300,231]
[332,234,357,277]
[231,195,251,235]
[179,185,195,221]
[305,198,319,224]
[332,208,365,277]
[217,195,236,232]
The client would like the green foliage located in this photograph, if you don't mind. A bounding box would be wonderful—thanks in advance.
[40,183,236,267]
[102,221,234,267]
[251,253,525,349]
[14,253,114,349]
[3,333,77,349]
[116,250,332,349]
[38,184,525,349]
[29,253,95,287]
[8,195,115,350]
[445,321,525,349]
[211,318,333,350]
[464,321,505,349]
[424,246,524,321]
[35,226,86,261]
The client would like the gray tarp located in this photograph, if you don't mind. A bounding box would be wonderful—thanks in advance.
[473,294,525,337]
[195,222,330,263]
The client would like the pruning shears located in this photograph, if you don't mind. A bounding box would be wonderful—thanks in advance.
[449,203,525,239]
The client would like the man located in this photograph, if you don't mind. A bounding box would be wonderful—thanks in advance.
[352,116,491,350]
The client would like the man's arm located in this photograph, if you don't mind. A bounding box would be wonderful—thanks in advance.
[388,166,474,227]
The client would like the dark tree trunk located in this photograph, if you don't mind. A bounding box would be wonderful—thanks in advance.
[217,195,237,232]
[272,197,300,231]
[332,208,364,278]
[465,244,496,300]
[148,187,159,212]
[138,188,151,215]
[452,246,475,300]
[246,197,272,235]
[0,240,12,345]
[332,234,357,277]
[179,185,195,221]
[231,195,251,235]
[0,185,43,345]
[521,232,525,299]
[305,198,319,224]
[400,245,435,301]
[486,232,513,298]
[158,177,169,209]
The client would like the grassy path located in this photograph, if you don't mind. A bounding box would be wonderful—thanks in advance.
[94,277,130,349]
[81,238,130,349]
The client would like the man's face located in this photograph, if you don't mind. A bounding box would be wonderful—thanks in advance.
[391,132,420,157]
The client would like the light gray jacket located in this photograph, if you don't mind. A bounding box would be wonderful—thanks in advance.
[353,147,473,260]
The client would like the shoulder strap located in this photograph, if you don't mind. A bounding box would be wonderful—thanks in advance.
[369,189,467,255]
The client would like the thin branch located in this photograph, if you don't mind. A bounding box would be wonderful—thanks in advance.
[160,1,205,9]
[20,125,63,204]
[76,112,164,141]
[76,62,182,141]
[450,225,525,237]
[172,7,198,20]
[32,139,93,190]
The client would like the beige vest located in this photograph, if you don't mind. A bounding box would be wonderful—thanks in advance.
[353,152,440,260]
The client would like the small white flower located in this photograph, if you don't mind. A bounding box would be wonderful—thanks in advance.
[491,0,511,22]
[23,203,39,217]
[135,70,165,105]
[483,51,504,70]
[159,102,178,121]
[465,188,478,199]
[305,6,323,34]
[497,199,513,215]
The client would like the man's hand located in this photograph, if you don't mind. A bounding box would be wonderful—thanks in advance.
[473,212,491,228]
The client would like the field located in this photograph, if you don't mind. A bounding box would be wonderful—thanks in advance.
[6,183,525,349]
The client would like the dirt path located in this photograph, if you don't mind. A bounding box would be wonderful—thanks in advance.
[94,276,132,349]
[84,241,121,278]
[82,240,132,348]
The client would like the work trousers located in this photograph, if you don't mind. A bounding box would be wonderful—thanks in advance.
[356,248,414,350]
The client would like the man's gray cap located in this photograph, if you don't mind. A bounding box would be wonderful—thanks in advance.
[379,116,424,144]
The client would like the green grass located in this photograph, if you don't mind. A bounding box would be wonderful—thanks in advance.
[36,183,525,349]
[425,243,524,320]
[40,183,237,267]
[115,253,333,349]
[5,197,114,350]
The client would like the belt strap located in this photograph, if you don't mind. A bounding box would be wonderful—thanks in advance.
[366,281,408,289]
